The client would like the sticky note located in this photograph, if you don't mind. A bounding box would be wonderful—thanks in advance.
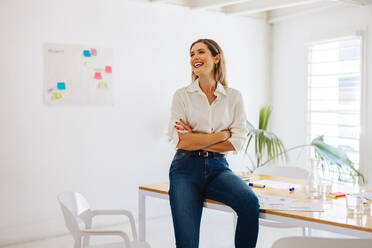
[84,60,92,66]
[57,82,66,90]
[94,72,102,80]
[326,192,346,199]
[83,50,91,57]
[105,66,112,73]
[90,48,97,56]
[51,92,62,100]
[98,81,108,89]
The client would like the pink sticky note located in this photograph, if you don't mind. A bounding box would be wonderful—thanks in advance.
[94,72,102,80]
[90,48,97,56]
[105,66,112,73]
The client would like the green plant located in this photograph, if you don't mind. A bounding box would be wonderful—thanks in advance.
[244,105,365,183]
[244,105,287,170]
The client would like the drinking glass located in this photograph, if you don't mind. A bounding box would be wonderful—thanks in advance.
[346,194,364,215]
[306,158,321,199]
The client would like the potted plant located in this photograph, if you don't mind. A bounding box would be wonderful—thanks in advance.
[244,105,364,183]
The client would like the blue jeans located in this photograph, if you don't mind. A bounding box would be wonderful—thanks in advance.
[169,151,259,248]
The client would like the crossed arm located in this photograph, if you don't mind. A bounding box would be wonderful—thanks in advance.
[174,119,235,153]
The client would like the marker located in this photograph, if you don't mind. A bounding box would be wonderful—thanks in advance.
[248,183,266,188]
[289,187,295,192]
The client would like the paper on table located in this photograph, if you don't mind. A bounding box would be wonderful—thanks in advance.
[261,202,324,211]
[257,194,323,211]
[363,192,372,200]
[257,194,294,204]
[252,180,301,189]
[351,192,372,200]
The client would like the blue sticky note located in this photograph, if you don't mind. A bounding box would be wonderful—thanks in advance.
[57,82,66,90]
[83,50,91,57]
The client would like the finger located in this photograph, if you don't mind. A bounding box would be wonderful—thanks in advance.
[179,119,192,131]
[174,123,185,130]
[176,121,189,130]
[179,118,189,126]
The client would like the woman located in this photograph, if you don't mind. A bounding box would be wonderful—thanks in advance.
[168,39,259,248]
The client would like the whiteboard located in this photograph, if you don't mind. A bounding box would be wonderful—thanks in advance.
[44,43,114,105]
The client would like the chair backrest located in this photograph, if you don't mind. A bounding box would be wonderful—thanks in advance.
[254,165,310,180]
[58,191,92,237]
[272,236,372,248]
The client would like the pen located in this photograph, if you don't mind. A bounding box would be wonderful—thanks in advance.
[248,183,266,188]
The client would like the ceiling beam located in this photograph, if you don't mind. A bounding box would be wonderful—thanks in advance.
[150,0,170,3]
[188,0,252,10]
[222,0,325,15]
[334,0,371,5]
[268,1,341,23]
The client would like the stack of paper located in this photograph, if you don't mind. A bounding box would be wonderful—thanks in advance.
[258,194,324,211]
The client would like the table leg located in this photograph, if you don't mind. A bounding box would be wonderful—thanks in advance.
[139,190,146,241]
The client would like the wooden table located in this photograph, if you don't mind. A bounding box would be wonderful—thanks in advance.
[138,173,372,241]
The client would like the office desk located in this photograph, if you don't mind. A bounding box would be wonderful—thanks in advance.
[138,174,372,241]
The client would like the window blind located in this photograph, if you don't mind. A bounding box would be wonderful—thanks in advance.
[307,37,362,182]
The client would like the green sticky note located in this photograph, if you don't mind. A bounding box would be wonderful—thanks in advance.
[51,92,62,100]
[98,81,108,89]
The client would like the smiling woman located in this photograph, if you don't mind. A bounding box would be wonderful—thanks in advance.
[190,39,228,87]
[167,39,259,248]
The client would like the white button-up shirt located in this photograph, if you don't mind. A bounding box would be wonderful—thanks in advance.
[168,79,248,154]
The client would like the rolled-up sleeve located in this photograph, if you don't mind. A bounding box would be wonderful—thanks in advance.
[228,91,248,154]
[167,90,186,148]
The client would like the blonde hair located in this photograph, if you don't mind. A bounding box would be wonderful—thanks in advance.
[190,39,228,87]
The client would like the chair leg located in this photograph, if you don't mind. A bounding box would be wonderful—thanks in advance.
[308,227,312,236]
[83,220,92,247]
[74,236,82,248]
[302,227,306,236]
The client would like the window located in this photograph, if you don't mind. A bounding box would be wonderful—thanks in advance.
[307,37,363,182]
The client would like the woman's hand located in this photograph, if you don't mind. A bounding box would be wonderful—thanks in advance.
[221,130,231,140]
[174,118,192,133]
[217,130,231,141]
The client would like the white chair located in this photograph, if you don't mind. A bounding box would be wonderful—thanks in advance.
[253,164,311,236]
[272,236,372,248]
[58,191,151,248]
[254,164,311,180]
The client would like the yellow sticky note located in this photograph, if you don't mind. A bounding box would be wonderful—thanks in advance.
[98,81,108,89]
[51,92,62,100]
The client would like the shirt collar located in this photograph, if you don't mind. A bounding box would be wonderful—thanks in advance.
[186,79,226,96]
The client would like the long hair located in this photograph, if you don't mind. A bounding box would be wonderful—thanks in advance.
[190,39,228,87]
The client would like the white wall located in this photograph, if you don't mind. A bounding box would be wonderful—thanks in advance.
[0,0,269,245]
[271,5,372,184]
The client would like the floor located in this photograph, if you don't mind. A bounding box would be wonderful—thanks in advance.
[1,209,349,248]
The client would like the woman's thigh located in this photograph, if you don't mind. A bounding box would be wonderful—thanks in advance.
[169,156,204,219]
[169,157,205,244]
[204,170,259,212]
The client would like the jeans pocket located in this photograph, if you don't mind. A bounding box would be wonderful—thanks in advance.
[170,153,189,167]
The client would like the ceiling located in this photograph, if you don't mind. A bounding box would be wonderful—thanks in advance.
[144,0,371,23]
